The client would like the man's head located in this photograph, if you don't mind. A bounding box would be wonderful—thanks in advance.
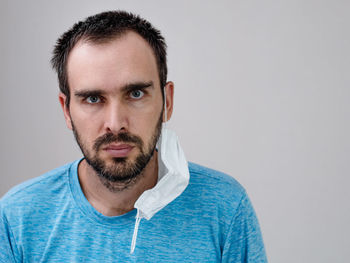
[51,11,168,108]
[52,11,174,190]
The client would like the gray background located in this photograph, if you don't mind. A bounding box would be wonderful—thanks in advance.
[1,0,349,262]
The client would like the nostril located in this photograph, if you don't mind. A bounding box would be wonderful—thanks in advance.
[106,126,126,133]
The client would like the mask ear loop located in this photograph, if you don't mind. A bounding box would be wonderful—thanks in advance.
[163,87,167,127]
[162,87,168,156]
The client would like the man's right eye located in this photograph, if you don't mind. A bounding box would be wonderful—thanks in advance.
[86,96,101,104]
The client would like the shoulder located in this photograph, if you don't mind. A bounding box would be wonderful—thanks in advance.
[184,162,247,216]
[177,162,254,243]
[188,162,246,198]
[0,161,76,213]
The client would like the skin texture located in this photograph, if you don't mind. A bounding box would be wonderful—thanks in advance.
[59,31,174,216]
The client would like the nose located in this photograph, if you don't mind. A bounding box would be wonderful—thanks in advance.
[103,101,129,134]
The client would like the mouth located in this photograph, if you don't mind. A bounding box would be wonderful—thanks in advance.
[103,144,135,158]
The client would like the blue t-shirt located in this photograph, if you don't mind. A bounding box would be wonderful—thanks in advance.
[0,160,267,262]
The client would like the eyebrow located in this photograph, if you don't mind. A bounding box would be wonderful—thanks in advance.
[121,81,154,93]
[74,81,154,98]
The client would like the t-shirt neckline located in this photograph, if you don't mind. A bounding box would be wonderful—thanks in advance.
[68,158,137,227]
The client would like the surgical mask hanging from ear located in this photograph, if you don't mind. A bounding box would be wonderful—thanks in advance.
[130,85,190,254]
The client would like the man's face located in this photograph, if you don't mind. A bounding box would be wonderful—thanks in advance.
[59,31,173,185]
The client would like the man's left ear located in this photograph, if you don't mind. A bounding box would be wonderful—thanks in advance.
[163,81,174,122]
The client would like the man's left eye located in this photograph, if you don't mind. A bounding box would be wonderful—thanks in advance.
[86,96,101,103]
[130,90,144,99]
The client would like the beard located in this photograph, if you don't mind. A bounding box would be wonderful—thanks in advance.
[72,112,163,191]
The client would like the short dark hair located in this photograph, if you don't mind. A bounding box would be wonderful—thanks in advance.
[51,10,167,107]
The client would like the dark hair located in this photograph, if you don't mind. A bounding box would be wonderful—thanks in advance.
[51,10,167,107]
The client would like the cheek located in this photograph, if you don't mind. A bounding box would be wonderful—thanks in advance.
[130,106,162,136]
[70,105,104,127]
[70,113,102,144]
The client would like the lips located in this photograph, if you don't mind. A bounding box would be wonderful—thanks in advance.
[103,144,134,158]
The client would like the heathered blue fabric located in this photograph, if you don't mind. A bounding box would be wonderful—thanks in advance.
[0,160,267,262]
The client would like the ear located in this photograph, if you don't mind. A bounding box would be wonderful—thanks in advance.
[58,92,73,130]
[163,81,174,122]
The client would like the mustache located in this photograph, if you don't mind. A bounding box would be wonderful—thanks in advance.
[93,132,143,151]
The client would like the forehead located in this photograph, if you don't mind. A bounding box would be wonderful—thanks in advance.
[66,31,160,92]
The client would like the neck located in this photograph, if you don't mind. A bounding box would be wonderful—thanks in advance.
[78,151,158,216]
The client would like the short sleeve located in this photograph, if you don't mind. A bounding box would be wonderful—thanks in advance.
[0,204,17,263]
[221,193,268,263]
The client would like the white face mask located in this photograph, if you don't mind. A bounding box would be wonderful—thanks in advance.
[134,125,190,219]
[130,89,190,254]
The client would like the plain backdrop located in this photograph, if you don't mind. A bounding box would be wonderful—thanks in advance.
[1,0,349,262]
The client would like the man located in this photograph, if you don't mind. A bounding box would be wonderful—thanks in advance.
[0,11,267,262]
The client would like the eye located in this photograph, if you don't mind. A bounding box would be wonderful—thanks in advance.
[130,89,144,99]
[86,96,101,104]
